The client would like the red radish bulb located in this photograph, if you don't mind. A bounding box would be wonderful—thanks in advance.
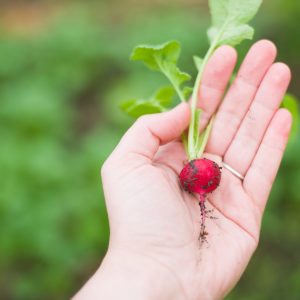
[179,158,221,195]
[179,158,222,243]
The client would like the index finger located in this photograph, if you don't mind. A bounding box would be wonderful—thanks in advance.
[197,45,237,130]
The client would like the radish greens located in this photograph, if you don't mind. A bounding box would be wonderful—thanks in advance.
[120,0,299,159]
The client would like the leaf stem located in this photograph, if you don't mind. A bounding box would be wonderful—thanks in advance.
[187,44,216,159]
[181,132,189,155]
[196,115,215,158]
[155,56,186,103]
[188,22,228,160]
[169,77,186,103]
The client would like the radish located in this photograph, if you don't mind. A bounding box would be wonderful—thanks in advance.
[179,159,221,195]
[122,0,265,243]
[179,159,221,242]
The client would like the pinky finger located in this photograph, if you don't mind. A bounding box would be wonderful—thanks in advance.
[243,109,292,212]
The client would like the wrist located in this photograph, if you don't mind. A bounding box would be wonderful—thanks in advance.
[74,247,188,300]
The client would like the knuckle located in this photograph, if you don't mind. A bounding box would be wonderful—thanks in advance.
[136,115,148,125]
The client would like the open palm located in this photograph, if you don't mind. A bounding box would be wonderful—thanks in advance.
[101,40,292,300]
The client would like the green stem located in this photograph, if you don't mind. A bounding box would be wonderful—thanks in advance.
[187,44,216,160]
[168,77,186,103]
[196,115,215,158]
[187,23,228,160]
[155,57,186,103]
[181,131,189,155]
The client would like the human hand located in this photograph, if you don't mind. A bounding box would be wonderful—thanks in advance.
[74,40,292,300]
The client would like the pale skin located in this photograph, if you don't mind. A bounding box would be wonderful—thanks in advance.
[73,40,292,300]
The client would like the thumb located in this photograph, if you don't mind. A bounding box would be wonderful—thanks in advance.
[113,102,190,160]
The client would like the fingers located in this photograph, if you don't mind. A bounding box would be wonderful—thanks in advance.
[206,40,277,155]
[111,103,190,161]
[243,109,292,211]
[197,45,237,130]
[224,62,291,175]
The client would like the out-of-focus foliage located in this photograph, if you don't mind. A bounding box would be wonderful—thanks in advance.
[0,5,118,299]
[0,1,299,299]
[282,94,299,139]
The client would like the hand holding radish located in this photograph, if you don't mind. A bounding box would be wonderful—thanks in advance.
[74,40,292,300]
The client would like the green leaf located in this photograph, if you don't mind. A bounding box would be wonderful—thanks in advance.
[167,64,191,87]
[130,41,191,102]
[182,86,193,99]
[120,99,165,119]
[208,24,254,46]
[130,41,181,71]
[208,0,262,47]
[281,93,299,138]
[209,0,262,26]
[120,86,175,119]
[193,56,203,71]
[154,86,176,106]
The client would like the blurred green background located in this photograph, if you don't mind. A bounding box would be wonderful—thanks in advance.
[0,0,299,299]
